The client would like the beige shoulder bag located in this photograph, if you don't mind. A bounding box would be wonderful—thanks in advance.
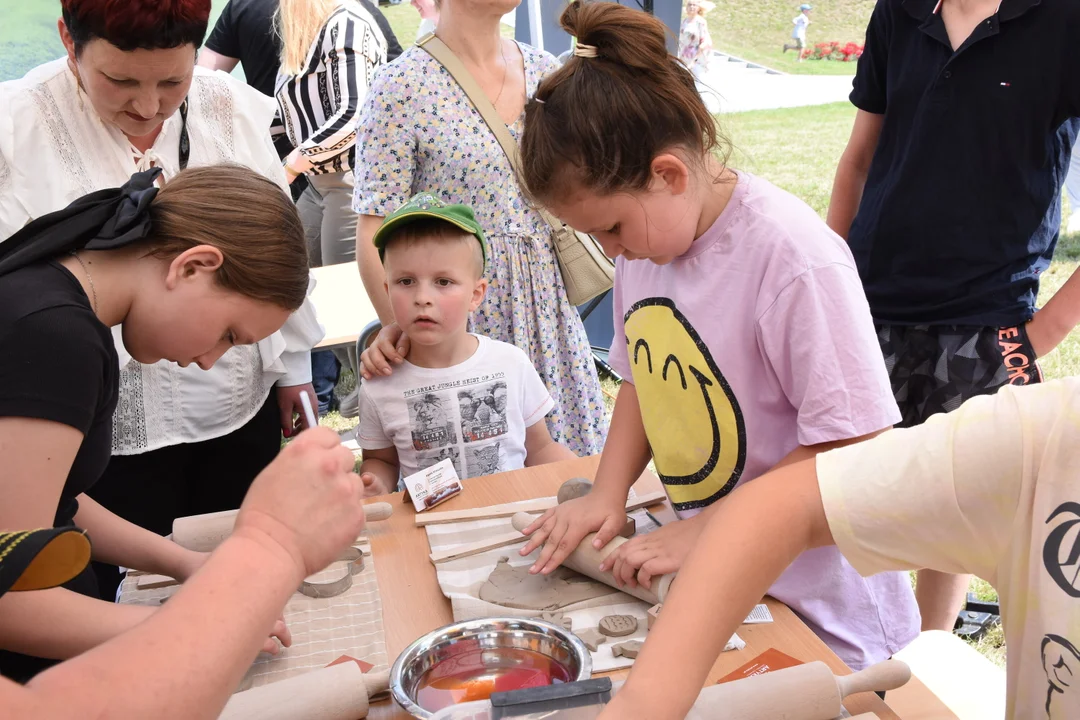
[419,34,615,306]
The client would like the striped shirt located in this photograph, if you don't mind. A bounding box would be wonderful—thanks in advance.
[276,1,387,174]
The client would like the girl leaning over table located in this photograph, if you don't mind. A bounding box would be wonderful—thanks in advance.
[517,2,920,673]
[0,166,308,682]
[0,0,324,605]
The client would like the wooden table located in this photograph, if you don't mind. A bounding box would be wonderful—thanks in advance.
[361,456,944,719]
[310,262,379,350]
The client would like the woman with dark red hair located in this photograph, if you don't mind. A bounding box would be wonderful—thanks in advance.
[0,0,324,665]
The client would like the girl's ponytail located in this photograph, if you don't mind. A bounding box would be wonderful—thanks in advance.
[520,1,727,203]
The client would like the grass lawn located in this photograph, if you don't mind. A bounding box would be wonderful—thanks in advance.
[707,0,873,75]
[0,0,420,82]
[0,1,65,81]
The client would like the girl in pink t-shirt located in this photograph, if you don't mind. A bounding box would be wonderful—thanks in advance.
[517,2,919,671]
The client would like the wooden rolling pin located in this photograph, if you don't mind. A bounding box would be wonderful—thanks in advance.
[173,503,393,552]
[511,511,675,605]
[218,664,388,720]
[683,660,910,720]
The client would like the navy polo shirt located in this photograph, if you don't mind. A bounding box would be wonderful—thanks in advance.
[848,0,1080,327]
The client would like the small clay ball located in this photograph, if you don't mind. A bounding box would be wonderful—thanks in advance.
[598,614,638,637]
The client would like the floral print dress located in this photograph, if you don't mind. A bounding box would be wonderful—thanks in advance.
[679,15,713,76]
[353,43,607,456]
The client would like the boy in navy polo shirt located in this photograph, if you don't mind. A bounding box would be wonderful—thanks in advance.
[827,0,1080,632]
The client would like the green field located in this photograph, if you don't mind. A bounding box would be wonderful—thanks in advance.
[1,1,871,81]
[0,2,65,81]
[1,1,441,82]
[707,0,873,75]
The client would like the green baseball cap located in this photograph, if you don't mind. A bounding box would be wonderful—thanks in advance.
[373,192,487,269]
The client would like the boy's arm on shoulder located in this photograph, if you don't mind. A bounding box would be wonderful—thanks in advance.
[524,418,577,467]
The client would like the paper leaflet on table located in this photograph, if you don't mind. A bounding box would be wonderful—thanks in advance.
[407,458,464,512]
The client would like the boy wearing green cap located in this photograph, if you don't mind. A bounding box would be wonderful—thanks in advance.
[356,193,576,495]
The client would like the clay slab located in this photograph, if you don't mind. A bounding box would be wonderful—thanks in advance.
[478,557,618,611]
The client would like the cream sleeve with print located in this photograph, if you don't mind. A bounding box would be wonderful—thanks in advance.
[816,386,1027,584]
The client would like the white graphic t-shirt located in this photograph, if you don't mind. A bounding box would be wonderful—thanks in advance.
[357,335,555,480]
[818,377,1080,719]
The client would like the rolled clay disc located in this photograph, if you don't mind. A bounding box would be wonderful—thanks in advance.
[479,557,618,611]
[598,614,638,637]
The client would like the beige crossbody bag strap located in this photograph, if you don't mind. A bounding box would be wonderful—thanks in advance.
[418,34,572,235]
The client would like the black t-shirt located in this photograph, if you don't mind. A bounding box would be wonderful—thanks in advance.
[0,260,117,681]
[847,0,1080,327]
[0,262,118,528]
[205,0,403,99]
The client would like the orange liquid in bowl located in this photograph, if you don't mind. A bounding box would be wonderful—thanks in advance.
[416,642,573,712]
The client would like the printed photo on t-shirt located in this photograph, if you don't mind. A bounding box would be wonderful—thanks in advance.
[417,446,464,478]
[465,442,506,476]
[458,380,509,443]
[407,392,457,450]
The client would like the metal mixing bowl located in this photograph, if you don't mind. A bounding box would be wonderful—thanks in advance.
[390,617,592,719]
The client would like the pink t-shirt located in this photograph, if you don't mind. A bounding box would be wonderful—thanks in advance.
[610,172,919,670]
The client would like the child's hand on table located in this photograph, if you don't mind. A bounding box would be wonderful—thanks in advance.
[518,489,627,574]
[600,513,705,590]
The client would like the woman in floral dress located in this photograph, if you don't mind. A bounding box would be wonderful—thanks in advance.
[679,0,714,80]
[351,0,607,456]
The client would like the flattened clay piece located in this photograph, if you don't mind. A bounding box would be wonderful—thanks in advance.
[611,640,644,659]
[557,478,593,504]
[575,628,606,652]
[647,603,661,630]
[479,557,619,610]
[541,611,573,631]
[599,614,638,637]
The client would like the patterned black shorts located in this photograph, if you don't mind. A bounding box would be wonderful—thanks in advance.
[876,324,1043,428]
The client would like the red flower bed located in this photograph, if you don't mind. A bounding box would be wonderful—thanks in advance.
[801,41,864,62]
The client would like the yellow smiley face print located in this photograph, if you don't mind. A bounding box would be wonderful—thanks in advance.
[624,298,746,512]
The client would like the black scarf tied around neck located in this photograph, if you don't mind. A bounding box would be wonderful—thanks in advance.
[0,168,162,278]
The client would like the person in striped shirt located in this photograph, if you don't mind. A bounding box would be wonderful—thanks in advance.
[276,0,389,413]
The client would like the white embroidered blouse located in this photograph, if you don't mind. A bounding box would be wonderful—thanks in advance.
[0,59,324,455]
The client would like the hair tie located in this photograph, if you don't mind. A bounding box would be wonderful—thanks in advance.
[0,168,161,278]
[573,43,599,58]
